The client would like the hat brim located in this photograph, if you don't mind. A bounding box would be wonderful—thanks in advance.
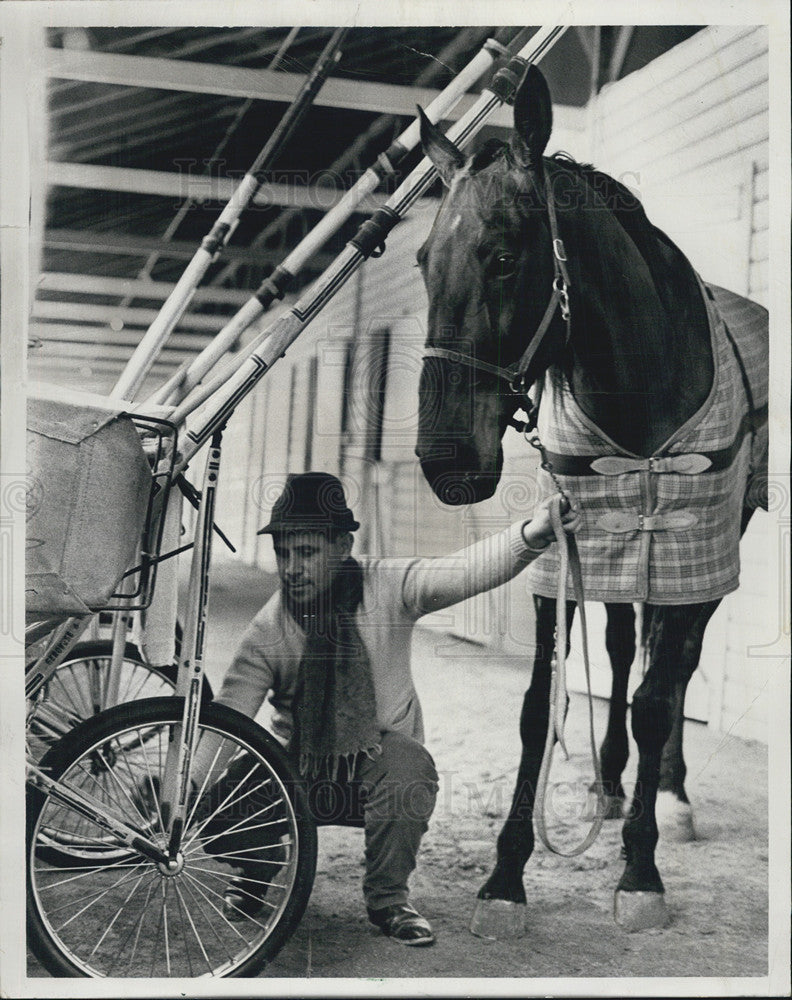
[257,518,360,535]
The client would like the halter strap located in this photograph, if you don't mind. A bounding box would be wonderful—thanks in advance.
[422,172,571,395]
[421,347,518,383]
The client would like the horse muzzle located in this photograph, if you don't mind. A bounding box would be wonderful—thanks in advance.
[418,451,503,505]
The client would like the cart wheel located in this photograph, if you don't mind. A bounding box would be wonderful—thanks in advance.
[27,698,317,978]
[27,640,213,759]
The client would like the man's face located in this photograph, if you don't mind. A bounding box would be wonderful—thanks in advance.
[273,530,352,606]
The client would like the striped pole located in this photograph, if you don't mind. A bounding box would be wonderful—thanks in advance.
[112,28,349,401]
[146,27,529,409]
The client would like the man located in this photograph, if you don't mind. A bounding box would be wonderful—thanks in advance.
[208,471,579,946]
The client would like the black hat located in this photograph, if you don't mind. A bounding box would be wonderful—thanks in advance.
[257,472,360,535]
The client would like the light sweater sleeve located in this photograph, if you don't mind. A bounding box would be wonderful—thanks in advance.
[211,609,277,719]
[189,607,278,790]
[401,521,542,618]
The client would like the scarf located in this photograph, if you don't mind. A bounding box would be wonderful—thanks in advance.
[285,557,381,780]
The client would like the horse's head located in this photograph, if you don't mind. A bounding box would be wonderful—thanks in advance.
[414,65,566,504]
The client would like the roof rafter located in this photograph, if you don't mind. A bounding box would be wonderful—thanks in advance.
[46,160,430,213]
[45,46,537,128]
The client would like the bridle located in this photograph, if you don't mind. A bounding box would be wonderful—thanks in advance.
[422,171,571,399]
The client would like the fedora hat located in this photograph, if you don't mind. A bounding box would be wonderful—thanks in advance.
[257,472,359,535]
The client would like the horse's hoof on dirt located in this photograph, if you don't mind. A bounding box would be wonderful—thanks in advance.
[614,890,668,931]
[469,898,527,940]
[656,791,696,842]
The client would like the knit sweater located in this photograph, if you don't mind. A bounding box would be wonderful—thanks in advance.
[211,522,542,745]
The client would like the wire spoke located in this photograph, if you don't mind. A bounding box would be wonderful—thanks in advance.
[114,876,156,976]
[181,869,248,945]
[181,764,275,849]
[135,729,168,835]
[35,854,149,890]
[64,753,149,834]
[87,867,150,959]
[186,811,289,853]
[185,862,284,896]
[173,879,213,971]
[177,868,270,932]
[48,860,154,924]
[170,878,194,977]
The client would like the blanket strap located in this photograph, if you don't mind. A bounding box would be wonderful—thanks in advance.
[534,495,606,856]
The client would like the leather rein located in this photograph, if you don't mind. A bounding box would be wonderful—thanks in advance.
[422,172,607,856]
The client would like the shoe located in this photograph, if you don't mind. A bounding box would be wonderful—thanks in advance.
[222,876,267,922]
[367,903,435,946]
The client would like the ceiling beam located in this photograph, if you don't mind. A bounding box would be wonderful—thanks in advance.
[47,161,390,212]
[30,358,182,383]
[29,322,214,353]
[46,47,588,131]
[32,299,228,331]
[44,227,334,270]
[37,272,253,306]
[607,26,635,83]
[29,340,199,366]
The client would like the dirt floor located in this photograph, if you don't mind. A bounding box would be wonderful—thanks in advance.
[266,635,769,982]
[27,560,770,986]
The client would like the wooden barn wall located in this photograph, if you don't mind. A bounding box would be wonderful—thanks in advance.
[224,25,773,741]
[592,24,768,304]
[584,24,772,739]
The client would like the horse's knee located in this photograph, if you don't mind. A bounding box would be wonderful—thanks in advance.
[630,685,672,755]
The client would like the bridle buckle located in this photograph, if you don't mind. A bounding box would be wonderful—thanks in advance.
[509,371,528,396]
[553,276,570,322]
[553,238,567,262]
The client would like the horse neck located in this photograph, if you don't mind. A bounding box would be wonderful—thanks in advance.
[561,196,713,456]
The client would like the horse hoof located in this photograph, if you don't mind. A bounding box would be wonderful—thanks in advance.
[469,898,527,940]
[656,791,696,842]
[614,890,668,931]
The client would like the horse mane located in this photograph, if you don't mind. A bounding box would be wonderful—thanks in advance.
[466,139,706,385]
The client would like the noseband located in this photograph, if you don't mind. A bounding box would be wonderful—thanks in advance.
[422,171,571,398]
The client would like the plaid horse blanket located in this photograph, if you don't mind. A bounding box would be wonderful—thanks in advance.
[524,281,768,605]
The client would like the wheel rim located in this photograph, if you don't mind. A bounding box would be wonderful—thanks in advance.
[29,716,301,977]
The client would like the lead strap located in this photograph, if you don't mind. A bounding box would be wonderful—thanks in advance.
[534,494,606,857]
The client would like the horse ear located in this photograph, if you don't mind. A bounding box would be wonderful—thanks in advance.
[418,106,465,186]
[511,64,553,169]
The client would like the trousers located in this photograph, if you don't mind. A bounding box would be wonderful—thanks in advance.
[202,730,438,910]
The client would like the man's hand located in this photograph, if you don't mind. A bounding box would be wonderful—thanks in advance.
[522,495,581,551]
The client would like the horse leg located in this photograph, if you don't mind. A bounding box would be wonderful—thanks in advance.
[654,600,716,841]
[615,601,719,930]
[589,602,636,819]
[471,594,575,938]
[657,505,754,841]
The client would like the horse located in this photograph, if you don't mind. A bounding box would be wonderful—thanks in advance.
[414,64,768,931]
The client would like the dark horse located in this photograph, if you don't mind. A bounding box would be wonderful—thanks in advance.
[415,65,767,931]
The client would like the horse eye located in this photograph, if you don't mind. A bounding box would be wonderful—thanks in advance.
[493,251,516,279]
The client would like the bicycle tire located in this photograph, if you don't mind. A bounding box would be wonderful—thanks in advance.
[28,640,213,758]
[27,697,317,978]
[29,641,215,867]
